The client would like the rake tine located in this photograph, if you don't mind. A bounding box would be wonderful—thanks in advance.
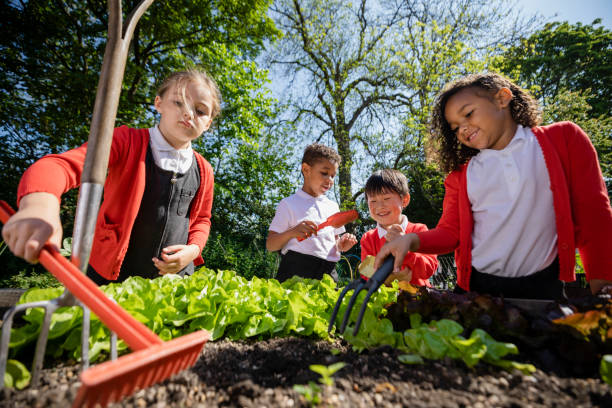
[338,280,367,334]
[328,279,364,334]
[1,301,54,388]
[351,256,395,336]
[31,300,59,387]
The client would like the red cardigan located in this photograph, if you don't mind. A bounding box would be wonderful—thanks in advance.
[361,222,438,287]
[17,126,214,280]
[416,121,612,291]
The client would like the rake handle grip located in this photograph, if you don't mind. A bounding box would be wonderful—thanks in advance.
[0,200,162,350]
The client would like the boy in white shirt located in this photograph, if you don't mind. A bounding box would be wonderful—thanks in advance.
[266,144,357,282]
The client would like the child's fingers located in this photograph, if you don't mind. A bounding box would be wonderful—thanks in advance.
[162,245,183,254]
[14,224,53,263]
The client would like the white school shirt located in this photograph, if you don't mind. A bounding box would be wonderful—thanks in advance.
[269,189,345,261]
[149,125,194,173]
[467,125,557,277]
[376,214,409,239]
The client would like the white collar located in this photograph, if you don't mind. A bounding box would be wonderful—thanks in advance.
[474,124,528,162]
[149,125,194,174]
[296,188,326,201]
[377,214,408,238]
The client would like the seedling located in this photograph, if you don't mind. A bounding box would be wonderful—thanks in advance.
[310,362,346,386]
[293,362,346,405]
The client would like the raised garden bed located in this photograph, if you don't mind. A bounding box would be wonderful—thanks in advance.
[1,272,611,407]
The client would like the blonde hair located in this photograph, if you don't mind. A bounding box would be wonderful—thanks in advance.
[157,69,222,120]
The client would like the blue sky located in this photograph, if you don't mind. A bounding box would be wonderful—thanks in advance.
[515,0,611,28]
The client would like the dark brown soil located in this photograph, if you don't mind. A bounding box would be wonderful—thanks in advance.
[1,336,610,407]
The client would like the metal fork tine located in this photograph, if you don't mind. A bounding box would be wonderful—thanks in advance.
[338,281,367,334]
[352,285,378,336]
[328,279,362,334]
[351,255,395,336]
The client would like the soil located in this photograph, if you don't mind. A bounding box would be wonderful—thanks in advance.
[1,336,610,408]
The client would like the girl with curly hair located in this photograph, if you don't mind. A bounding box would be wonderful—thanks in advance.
[374,72,612,299]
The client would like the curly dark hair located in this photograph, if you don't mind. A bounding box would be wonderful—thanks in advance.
[429,72,541,174]
[302,143,342,166]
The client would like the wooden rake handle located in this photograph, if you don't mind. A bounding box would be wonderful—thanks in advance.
[0,200,162,350]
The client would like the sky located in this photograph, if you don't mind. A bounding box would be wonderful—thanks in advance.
[515,0,611,28]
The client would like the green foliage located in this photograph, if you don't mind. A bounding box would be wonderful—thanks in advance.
[202,233,279,280]
[540,88,612,194]
[498,20,612,117]
[0,268,59,290]
[395,315,535,374]
[3,360,30,390]
[5,270,395,367]
[5,269,532,389]
[601,355,612,386]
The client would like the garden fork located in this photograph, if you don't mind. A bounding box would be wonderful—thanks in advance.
[328,255,395,336]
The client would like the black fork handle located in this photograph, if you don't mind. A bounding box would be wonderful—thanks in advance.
[352,256,395,335]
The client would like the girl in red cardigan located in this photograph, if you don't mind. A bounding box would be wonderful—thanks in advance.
[374,72,612,299]
[2,69,220,284]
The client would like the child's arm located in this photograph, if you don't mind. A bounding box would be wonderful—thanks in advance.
[1,192,63,263]
[266,220,318,252]
[564,123,612,294]
[400,223,439,282]
[186,159,214,265]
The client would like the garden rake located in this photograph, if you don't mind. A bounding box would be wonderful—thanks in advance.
[328,255,395,336]
[0,202,209,407]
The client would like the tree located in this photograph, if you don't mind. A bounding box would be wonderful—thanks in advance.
[0,0,294,278]
[499,20,612,117]
[267,0,537,225]
[541,88,611,194]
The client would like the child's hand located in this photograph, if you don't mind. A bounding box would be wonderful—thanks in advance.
[153,244,200,275]
[292,220,318,240]
[384,267,412,286]
[374,233,420,273]
[1,192,63,263]
[336,233,357,252]
[385,224,405,242]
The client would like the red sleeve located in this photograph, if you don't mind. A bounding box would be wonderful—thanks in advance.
[188,157,214,255]
[416,171,462,254]
[360,230,377,261]
[17,144,88,206]
[564,122,612,281]
[17,126,132,207]
[402,223,438,284]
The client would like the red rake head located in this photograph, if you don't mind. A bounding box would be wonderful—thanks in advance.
[325,209,359,228]
[72,330,209,408]
[296,210,359,242]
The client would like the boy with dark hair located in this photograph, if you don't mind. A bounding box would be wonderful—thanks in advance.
[361,169,438,286]
[266,143,357,282]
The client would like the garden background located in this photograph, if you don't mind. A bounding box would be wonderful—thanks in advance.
[0,0,610,289]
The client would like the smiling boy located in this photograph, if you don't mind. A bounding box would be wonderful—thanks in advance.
[360,169,438,286]
[266,144,357,282]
